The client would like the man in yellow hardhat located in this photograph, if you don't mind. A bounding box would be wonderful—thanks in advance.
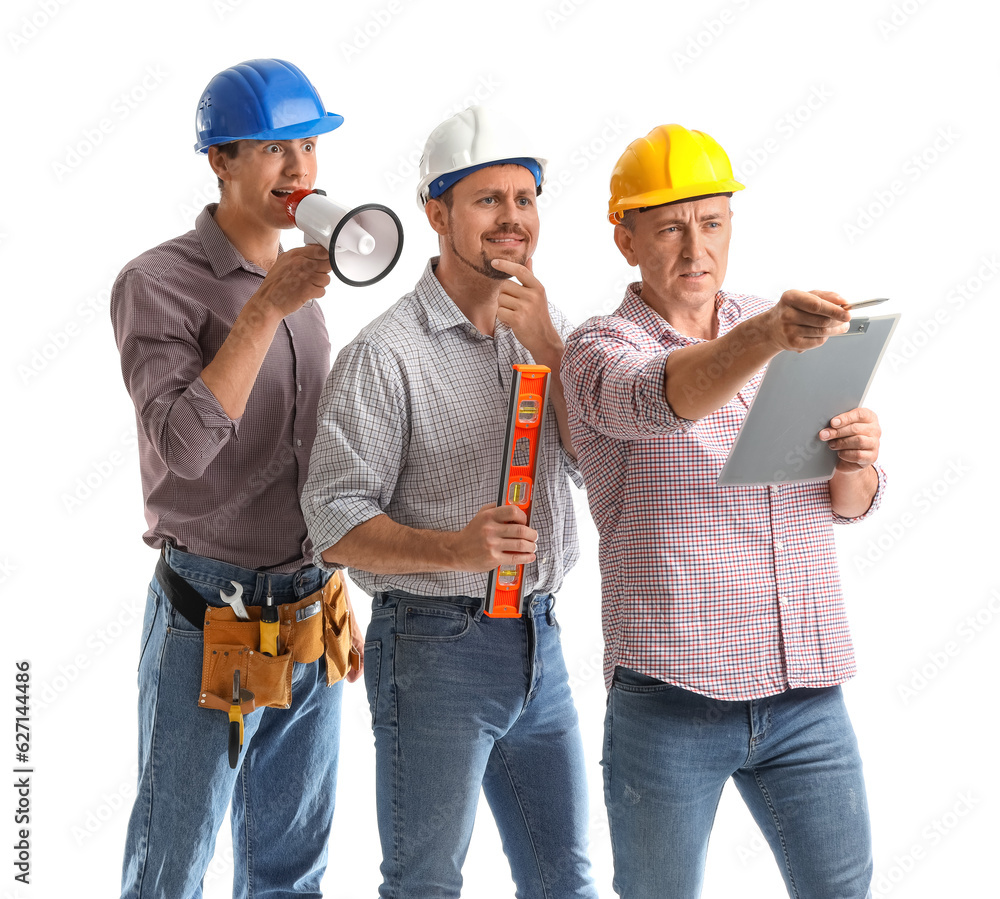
[561,124,885,898]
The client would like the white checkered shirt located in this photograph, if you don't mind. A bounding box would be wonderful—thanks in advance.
[303,259,582,598]
[561,283,886,700]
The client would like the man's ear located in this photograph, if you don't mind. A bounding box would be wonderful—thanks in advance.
[424,197,450,237]
[208,145,234,188]
[613,222,638,266]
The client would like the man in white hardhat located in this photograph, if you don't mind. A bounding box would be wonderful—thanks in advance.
[561,124,885,897]
[111,59,363,899]
[303,106,598,898]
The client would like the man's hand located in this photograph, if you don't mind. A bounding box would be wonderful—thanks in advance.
[321,505,538,577]
[760,289,852,354]
[492,258,563,362]
[490,257,577,455]
[251,244,332,321]
[820,407,881,474]
[447,502,538,573]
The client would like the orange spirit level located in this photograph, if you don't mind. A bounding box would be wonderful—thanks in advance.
[485,364,551,618]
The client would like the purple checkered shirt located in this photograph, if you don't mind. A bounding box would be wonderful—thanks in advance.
[111,205,330,572]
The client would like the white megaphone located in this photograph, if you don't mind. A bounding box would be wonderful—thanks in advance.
[285,189,404,287]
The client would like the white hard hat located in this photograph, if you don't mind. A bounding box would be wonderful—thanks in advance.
[416,106,547,208]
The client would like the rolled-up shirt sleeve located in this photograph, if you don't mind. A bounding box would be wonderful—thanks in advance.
[833,463,888,524]
[112,268,240,481]
[562,316,695,441]
[302,337,409,569]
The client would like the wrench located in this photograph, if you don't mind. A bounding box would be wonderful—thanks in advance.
[220,580,250,620]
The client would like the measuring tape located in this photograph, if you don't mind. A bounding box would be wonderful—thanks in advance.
[485,364,551,618]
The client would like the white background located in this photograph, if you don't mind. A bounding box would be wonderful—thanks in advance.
[2,0,997,896]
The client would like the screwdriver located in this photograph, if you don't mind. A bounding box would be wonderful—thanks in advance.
[228,670,244,769]
[260,578,280,658]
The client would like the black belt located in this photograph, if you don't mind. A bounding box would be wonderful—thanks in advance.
[155,551,209,630]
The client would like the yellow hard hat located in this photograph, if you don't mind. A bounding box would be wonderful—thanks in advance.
[608,124,744,224]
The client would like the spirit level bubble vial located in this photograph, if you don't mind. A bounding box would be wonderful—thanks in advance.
[485,364,551,617]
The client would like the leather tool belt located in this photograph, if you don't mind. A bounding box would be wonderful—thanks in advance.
[155,553,352,713]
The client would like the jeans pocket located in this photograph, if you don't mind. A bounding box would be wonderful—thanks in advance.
[165,600,205,638]
[398,604,471,642]
[138,587,160,670]
[613,665,675,694]
[363,640,381,728]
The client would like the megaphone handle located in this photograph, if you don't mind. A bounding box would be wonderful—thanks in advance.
[301,234,320,307]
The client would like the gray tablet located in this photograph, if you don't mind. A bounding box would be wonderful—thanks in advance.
[717,314,900,486]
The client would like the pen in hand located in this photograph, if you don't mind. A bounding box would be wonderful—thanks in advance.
[842,297,889,311]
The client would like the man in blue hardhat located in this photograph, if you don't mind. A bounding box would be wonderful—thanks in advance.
[111,58,364,899]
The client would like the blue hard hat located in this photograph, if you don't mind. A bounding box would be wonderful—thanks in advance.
[194,58,343,153]
[426,157,544,200]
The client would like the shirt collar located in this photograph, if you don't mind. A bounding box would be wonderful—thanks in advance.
[414,257,492,339]
[621,281,746,343]
[196,204,277,279]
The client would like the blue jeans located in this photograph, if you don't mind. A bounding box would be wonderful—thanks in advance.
[603,667,872,899]
[120,545,344,899]
[364,590,598,899]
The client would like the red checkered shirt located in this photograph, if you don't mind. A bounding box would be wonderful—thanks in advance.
[561,284,886,700]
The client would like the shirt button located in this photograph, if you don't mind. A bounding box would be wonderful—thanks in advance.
[778,595,789,606]
[296,439,302,447]
[297,384,302,392]
[775,540,785,551]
